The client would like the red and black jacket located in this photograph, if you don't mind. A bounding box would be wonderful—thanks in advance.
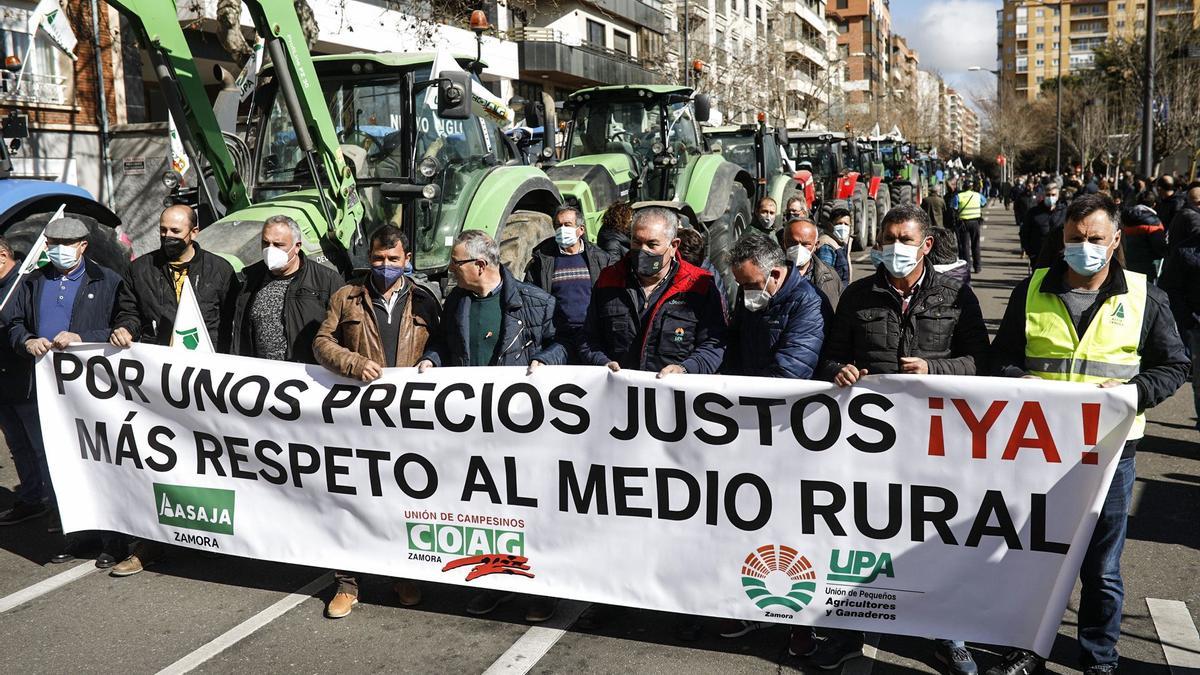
[577,254,727,373]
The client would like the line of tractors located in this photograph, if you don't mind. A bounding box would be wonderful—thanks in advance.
[0,1,953,299]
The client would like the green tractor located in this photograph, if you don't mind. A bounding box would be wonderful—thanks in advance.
[545,85,755,286]
[704,117,801,230]
[875,137,922,208]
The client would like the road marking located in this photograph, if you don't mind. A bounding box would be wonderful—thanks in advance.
[0,563,95,613]
[1147,598,1200,672]
[482,600,590,675]
[842,632,880,675]
[156,573,330,675]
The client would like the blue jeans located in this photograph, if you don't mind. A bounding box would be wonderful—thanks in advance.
[0,400,53,505]
[1077,455,1136,667]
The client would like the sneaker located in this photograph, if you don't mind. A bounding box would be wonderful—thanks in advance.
[325,592,357,619]
[525,597,558,623]
[788,626,818,657]
[809,634,864,671]
[935,643,979,674]
[0,500,48,526]
[1083,665,1116,675]
[985,650,1044,675]
[394,580,422,607]
[110,541,162,577]
[718,619,769,638]
[466,590,514,616]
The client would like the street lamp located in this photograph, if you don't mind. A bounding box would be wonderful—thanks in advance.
[968,65,1004,183]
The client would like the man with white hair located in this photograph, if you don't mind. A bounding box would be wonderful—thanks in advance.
[230,215,344,363]
[577,206,726,377]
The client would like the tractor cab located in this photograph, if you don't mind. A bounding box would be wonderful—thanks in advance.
[706,119,793,208]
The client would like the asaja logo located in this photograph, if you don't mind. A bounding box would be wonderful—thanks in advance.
[174,328,201,350]
[740,544,818,612]
[1111,303,1126,322]
[827,549,895,584]
[154,483,235,535]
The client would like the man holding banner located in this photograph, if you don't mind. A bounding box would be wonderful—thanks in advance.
[110,205,239,353]
[2,216,122,563]
[819,203,990,674]
[989,193,1189,675]
[0,237,42,526]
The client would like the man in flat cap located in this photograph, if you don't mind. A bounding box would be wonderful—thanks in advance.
[0,216,124,565]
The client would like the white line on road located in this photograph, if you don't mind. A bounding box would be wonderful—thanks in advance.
[482,600,590,675]
[0,563,95,613]
[1147,598,1200,673]
[842,632,880,675]
[156,573,330,675]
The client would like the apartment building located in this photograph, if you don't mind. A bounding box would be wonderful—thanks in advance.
[889,34,918,105]
[826,0,891,115]
[943,87,980,156]
[996,0,1200,103]
[779,0,835,128]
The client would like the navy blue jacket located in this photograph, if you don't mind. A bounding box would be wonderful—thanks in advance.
[3,259,122,396]
[722,269,825,378]
[0,265,31,403]
[578,255,727,374]
[422,265,566,367]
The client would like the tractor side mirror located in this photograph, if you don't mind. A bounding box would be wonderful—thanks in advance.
[693,94,711,123]
[436,71,472,120]
[775,127,788,149]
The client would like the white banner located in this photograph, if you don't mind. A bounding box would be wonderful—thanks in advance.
[27,0,76,59]
[36,344,1137,656]
[167,114,190,179]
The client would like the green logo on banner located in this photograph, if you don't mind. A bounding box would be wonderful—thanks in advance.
[740,545,817,613]
[153,483,235,535]
[175,327,200,350]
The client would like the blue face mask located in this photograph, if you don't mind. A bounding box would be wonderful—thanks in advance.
[874,242,921,278]
[371,264,406,287]
[1063,242,1110,276]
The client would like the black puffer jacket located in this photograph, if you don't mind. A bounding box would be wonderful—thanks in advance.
[421,265,566,367]
[0,266,31,403]
[1021,201,1067,259]
[818,264,989,378]
[1160,203,1200,330]
[231,254,345,364]
[596,226,630,259]
[112,243,240,352]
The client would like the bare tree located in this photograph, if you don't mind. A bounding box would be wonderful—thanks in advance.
[215,0,319,62]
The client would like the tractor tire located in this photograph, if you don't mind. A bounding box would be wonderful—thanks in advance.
[497,210,554,279]
[818,200,834,227]
[705,182,751,305]
[892,183,914,206]
[865,200,879,249]
[4,212,130,274]
[851,184,869,251]
[876,187,892,224]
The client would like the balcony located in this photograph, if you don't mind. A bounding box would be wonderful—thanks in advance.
[0,71,70,107]
[510,27,663,87]
[782,37,826,65]
[581,0,670,34]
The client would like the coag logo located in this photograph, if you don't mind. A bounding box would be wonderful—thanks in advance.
[154,483,234,535]
[740,544,817,612]
[405,522,524,557]
[827,549,895,584]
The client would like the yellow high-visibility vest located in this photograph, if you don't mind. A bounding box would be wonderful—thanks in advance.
[1024,267,1146,439]
[957,191,983,220]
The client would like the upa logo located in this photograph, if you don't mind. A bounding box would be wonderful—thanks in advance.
[153,483,234,535]
[740,544,818,613]
[827,549,895,584]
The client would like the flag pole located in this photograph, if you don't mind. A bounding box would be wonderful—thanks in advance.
[0,203,64,313]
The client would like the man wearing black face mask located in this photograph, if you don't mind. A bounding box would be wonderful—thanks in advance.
[111,204,239,352]
[578,206,727,377]
[313,225,441,618]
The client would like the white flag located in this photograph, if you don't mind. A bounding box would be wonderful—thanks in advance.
[236,39,264,102]
[0,203,61,312]
[170,279,213,353]
[27,0,77,60]
[168,114,190,178]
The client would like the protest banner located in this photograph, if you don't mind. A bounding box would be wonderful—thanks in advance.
[35,343,1137,655]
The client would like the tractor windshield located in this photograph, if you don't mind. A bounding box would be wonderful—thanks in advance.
[709,132,757,174]
[566,99,664,168]
[790,141,836,178]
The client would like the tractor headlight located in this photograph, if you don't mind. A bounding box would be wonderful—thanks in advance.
[651,140,665,155]
[421,183,440,200]
[418,156,440,180]
[161,170,181,190]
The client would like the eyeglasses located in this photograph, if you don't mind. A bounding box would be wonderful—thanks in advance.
[450,257,483,267]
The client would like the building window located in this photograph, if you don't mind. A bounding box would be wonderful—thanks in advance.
[836,0,848,9]
[1036,26,1044,34]
[1036,42,1043,50]
[613,30,631,55]
[586,19,605,47]
[0,25,68,104]
[755,5,762,23]
[744,0,750,18]
[1117,2,1126,9]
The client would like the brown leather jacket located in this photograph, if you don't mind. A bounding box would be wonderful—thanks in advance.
[313,278,441,379]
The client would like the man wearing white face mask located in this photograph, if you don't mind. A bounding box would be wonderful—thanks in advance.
[779,216,841,312]
[231,215,344,363]
[989,194,1188,675]
[1021,180,1066,270]
[525,205,614,361]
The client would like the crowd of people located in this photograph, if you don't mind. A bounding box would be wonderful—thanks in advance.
[0,174,1193,674]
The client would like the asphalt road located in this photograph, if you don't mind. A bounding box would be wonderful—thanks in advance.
[0,205,1196,674]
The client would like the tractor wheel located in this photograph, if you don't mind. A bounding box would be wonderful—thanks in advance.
[818,200,834,227]
[705,182,751,305]
[497,210,554,279]
[899,184,914,205]
[865,200,879,248]
[4,212,130,274]
[851,184,869,251]
[876,186,892,223]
